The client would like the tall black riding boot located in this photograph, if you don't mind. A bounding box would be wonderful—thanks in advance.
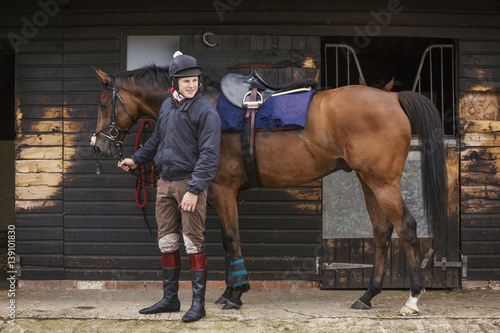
[182,253,207,323]
[139,252,181,314]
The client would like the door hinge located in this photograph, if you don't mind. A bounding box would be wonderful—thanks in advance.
[322,262,373,270]
[434,256,468,278]
[420,248,435,269]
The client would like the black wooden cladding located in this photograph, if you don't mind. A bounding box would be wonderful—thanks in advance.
[460,148,500,281]
[10,1,323,279]
[59,182,322,280]
[6,1,500,284]
[459,38,500,281]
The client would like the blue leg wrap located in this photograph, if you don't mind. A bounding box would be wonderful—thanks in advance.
[230,257,249,288]
[224,252,235,288]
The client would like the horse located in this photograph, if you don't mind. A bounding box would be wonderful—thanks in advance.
[92,64,447,316]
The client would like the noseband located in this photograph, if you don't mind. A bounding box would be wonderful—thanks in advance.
[91,77,137,174]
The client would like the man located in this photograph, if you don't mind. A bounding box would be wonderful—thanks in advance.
[118,52,221,323]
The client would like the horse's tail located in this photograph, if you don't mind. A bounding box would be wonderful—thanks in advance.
[398,91,447,237]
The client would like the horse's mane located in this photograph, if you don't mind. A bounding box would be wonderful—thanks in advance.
[113,64,171,87]
[112,64,221,97]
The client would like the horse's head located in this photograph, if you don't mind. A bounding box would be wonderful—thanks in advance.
[92,66,172,159]
[92,69,143,158]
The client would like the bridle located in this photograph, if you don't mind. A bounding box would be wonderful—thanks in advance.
[91,77,137,174]
[91,77,156,234]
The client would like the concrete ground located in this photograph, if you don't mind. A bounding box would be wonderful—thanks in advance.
[1,286,500,333]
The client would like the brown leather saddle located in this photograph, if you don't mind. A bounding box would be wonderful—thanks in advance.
[221,70,317,109]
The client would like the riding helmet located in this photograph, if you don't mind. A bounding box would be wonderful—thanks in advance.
[169,51,202,81]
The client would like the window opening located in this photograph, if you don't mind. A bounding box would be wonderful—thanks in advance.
[413,44,455,135]
[126,35,180,70]
[322,37,456,135]
[324,44,365,89]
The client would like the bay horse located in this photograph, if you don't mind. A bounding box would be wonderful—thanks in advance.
[92,65,447,316]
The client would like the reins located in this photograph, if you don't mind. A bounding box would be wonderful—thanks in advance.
[134,119,156,209]
[91,77,155,234]
[132,119,157,235]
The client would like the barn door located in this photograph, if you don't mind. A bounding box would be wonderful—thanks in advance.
[320,39,461,289]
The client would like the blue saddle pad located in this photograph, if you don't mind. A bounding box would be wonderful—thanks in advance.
[217,90,315,131]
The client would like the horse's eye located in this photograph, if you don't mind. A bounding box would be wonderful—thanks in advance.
[100,101,108,109]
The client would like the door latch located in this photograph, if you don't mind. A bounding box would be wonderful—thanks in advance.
[434,256,468,278]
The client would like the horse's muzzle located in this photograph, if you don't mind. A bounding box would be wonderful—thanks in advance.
[92,136,119,158]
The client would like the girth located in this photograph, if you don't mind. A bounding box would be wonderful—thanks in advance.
[241,87,260,188]
[223,71,317,188]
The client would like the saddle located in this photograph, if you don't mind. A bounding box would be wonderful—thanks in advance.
[220,71,317,189]
[221,70,317,109]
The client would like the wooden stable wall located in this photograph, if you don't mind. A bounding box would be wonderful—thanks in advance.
[7,0,322,280]
[3,0,500,283]
[461,121,500,281]
[10,5,65,279]
[458,40,500,282]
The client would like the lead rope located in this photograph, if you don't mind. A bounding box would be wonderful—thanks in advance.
[134,119,156,234]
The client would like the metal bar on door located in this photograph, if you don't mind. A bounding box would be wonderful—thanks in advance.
[324,44,365,89]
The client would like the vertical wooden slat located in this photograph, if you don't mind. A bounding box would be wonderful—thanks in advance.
[349,239,364,288]
[382,240,391,288]
[222,35,236,50]
[236,35,250,50]
[193,34,206,50]
[292,36,306,50]
[279,36,292,50]
[263,35,277,50]
[335,239,350,288]
[419,238,433,288]
[250,35,264,50]
[390,238,405,288]
[279,67,293,85]
[446,149,461,288]
[180,35,194,51]
[363,238,375,288]
[321,239,336,289]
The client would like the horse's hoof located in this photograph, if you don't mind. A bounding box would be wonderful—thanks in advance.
[222,300,242,310]
[215,296,229,305]
[399,305,419,317]
[351,299,371,310]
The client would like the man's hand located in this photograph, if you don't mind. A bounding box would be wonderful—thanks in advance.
[180,191,198,213]
[117,158,138,172]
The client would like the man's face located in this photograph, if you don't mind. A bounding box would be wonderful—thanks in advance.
[177,76,199,99]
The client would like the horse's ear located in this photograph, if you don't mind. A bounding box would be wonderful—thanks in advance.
[94,69,113,89]
[359,77,367,87]
[384,77,395,92]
